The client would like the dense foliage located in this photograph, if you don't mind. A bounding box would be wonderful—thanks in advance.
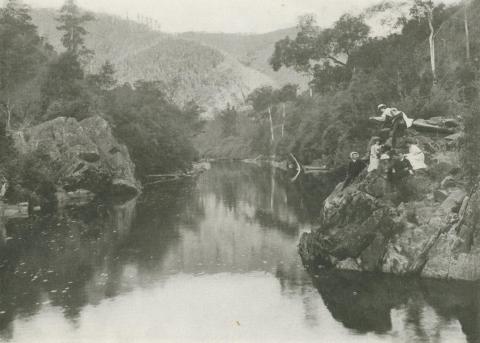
[0,0,54,129]
[0,0,204,196]
[103,81,201,177]
[199,0,480,184]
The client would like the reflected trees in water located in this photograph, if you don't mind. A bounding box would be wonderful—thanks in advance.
[306,269,480,342]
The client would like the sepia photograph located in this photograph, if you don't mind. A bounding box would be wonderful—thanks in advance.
[0,0,478,342]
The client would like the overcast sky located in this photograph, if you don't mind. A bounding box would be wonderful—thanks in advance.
[24,0,458,33]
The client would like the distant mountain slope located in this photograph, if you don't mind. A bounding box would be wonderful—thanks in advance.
[115,39,275,110]
[176,1,413,90]
[30,9,277,115]
[29,3,416,115]
[179,29,311,90]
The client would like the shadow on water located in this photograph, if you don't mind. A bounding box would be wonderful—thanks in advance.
[0,199,137,339]
[0,178,199,340]
[307,268,480,342]
[0,162,477,342]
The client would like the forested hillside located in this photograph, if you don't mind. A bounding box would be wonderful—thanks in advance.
[30,9,303,115]
[179,1,412,95]
[198,0,480,186]
[0,0,205,205]
[179,29,311,91]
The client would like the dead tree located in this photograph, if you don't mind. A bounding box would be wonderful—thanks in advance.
[464,1,471,61]
[411,0,437,84]
[1,100,14,133]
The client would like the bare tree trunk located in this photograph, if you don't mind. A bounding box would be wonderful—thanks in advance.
[2,99,14,133]
[270,167,275,211]
[71,26,74,53]
[268,106,275,142]
[281,103,286,137]
[6,100,11,132]
[465,2,471,61]
[428,15,437,84]
[396,70,403,98]
[6,108,10,132]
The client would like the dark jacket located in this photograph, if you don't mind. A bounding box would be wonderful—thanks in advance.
[343,159,366,189]
[389,158,413,180]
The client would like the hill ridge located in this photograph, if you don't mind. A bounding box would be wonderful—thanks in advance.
[30,8,304,116]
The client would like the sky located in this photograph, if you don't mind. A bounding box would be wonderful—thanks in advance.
[24,0,459,34]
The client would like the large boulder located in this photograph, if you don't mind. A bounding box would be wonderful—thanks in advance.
[80,116,140,195]
[12,116,141,196]
[299,174,401,269]
[299,162,479,281]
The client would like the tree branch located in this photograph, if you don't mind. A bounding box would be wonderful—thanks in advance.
[433,19,448,39]
[327,56,346,66]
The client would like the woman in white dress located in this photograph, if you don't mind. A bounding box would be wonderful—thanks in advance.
[405,140,427,170]
[368,137,382,172]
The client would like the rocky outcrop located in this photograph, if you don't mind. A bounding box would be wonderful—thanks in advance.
[300,135,480,281]
[12,116,141,197]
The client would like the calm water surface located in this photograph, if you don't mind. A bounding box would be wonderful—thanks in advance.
[0,162,478,343]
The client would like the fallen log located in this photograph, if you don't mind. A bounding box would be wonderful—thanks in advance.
[369,117,456,134]
[146,173,182,178]
[144,175,184,186]
[242,155,264,165]
[411,119,456,134]
[303,166,329,172]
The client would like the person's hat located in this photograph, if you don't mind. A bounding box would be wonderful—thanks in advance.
[377,104,387,110]
[350,152,359,158]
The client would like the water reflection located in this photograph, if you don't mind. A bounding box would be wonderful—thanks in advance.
[308,269,480,342]
[0,162,476,342]
[0,199,137,329]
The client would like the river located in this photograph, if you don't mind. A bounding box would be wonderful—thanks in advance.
[0,162,477,342]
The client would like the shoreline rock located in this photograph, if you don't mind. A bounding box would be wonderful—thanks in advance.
[12,116,141,198]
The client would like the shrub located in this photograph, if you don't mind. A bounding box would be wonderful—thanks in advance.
[3,149,59,204]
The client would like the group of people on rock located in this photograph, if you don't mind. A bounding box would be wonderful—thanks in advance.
[342,104,427,191]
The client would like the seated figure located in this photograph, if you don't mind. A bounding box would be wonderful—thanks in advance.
[405,140,427,170]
